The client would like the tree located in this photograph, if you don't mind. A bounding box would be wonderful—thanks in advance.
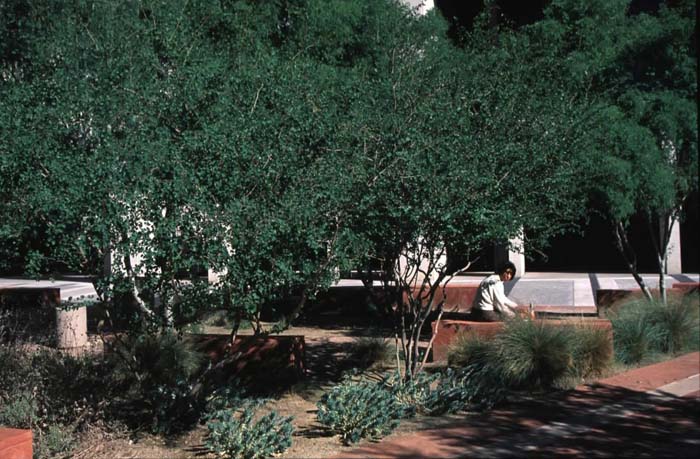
[0,0,370,332]
[526,0,698,302]
[349,7,594,380]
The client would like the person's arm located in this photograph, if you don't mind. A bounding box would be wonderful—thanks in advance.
[493,282,518,315]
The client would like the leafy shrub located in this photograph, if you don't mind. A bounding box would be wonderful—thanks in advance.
[418,367,491,415]
[496,318,573,389]
[0,345,110,428]
[317,378,402,445]
[385,371,439,418]
[205,400,294,459]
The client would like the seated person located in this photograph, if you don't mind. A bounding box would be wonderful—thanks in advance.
[470,261,520,322]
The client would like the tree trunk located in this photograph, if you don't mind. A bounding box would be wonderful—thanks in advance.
[613,220,653,302]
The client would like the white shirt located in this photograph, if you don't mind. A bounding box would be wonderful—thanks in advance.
[472,274,518,315]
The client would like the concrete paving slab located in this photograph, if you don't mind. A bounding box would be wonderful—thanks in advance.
[0,278,98,302]
[507,280,575,306]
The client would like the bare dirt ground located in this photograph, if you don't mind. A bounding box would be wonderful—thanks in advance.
[73,318,404,459]
[70,312,664,459]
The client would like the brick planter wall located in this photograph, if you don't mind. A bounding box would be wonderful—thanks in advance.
[0,428,32,459]
[430,318,613,362]
[187,334,306,391]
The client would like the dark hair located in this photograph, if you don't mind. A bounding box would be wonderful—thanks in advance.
[496,261,517,277]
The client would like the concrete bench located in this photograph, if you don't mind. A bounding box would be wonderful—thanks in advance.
[0,287,87,351]
[430,318,613,362]
[0,428,32,459]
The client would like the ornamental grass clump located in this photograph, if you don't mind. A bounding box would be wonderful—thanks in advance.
[107,331,206,434]
[348,336,393,370]
[317,378,403,445]
[495,318,574,389]
[568,324,613,379]
[647,299,699,353]
[447,319,613,394]
[205,400,294,459]
[610,297,699,364]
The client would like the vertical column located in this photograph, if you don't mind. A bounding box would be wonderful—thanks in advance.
[666,220,682,274]
[494,229,526,278]
[401,0,434,16]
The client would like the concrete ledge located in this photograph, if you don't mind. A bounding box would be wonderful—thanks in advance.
[431,318,613,362]
[0,428,32,459]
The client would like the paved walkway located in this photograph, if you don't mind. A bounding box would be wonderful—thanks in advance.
[3,272,698,308]
[333,352,700,458]
[339,272,699,312]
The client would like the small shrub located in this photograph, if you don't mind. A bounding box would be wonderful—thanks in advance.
[420,367,489,415]
[495,318,573,389]
[349,336,393,369]
[568,324,613,379]
[35,424,76,459]
[0,391,38,429]
[317,378,402,445]
[205,400,293,459]
[647,300,699,353]
[107,332,206,434]
[385,371,439,418]
[446,334,510,408]
[447,333,494,368]
[608,299,697,363]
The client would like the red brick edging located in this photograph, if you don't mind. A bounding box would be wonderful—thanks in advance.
[0,428,32,459]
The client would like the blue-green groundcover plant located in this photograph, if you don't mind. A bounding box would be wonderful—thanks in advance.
[205,399,294,459]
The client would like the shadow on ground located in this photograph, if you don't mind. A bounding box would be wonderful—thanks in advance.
[337,384,700,458]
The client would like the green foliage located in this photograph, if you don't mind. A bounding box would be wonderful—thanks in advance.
[532,0,698,294]
[611,298,699,363]
[0,345,110,429]
[649,300,699,353]
[385,371,439,418]
[348,336,393,369]
[0,390,38,429]
[569,325,614,379]
[496,319,574,389]
[317,378,402,445]
[107,332,206,434]
[447,333,494,368]
[35,424,76,459]
[448,319,614,392]
[385,368,477,416]
[446,334,511,407]
[205,400,294,459]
